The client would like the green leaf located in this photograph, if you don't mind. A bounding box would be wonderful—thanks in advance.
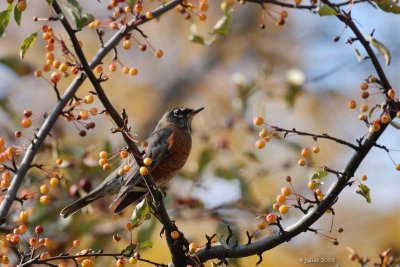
[189,23,205,45]
[311,170,328,180]
[356,184,371,203]
[67,0,83,13]
[138,240,153,249]
[130,198,151,229]
[47,0,54,5]
[129,0,136,7]
[368,35,391,66]
[212,7,233,36]
[77,13,94,29]
[14,4,22,26]
[373,0,400,14]
[197,147,214,174]
[368,105,379,119]
[137,216,157,243]
[316,4,339,16]
[0,4,13,38]
[124,243,137,253]
[20,32,38,59]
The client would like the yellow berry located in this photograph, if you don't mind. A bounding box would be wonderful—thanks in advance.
[118,168,126,176]
[381,114,390,124]
[272,203,280,211]
[84,95,94,104]
[348,100,357,109]
[139,166,148,176]
[154,49,164,58]
[128,257,137,264]
[40,195,51,204]
[301,148,311,158]
[98,158,107,166]
[259,129,268,138]
[40,184,49,194]
[120,150,128,158]
[281,187,292,196]
[129,68,138,76]
[308,181,316,190]
[360,104,369,112]
[17,0,27,12]
[171,230,179,240]
[56,158,63,165]
[280,10,288,19]
[123,164,131,172]
[188,243,198,253]
[257,221,267,230]
[143,157,152,166]
[276,194,286,203]
[99,151,108,159]
[255,140,265,149]
[266,213,277,224]
[312,146,320,153]
[123,40,131,49]
[146,11,154,19]
[198,13,207,21]
[49,177,59,186]
[124,222,132,231]
[59,63,68,72]
[253,116,264,126]
[20,211,29,222]
[279,204,289,214]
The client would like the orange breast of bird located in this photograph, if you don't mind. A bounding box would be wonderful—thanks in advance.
[152,125,192,186]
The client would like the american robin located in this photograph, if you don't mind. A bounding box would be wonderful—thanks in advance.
[60,107,204,218]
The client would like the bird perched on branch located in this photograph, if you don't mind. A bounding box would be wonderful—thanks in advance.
[60,107,204,218]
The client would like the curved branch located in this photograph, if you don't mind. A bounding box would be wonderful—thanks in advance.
[195,3,393,262]
[0,0,183,225]
[246,0,370,10]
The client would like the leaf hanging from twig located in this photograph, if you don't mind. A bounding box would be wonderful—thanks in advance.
[368,35,391,66]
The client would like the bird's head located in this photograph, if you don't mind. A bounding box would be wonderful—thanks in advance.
[161,107,204,133]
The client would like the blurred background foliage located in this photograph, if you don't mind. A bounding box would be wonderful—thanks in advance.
[0,1,399,266]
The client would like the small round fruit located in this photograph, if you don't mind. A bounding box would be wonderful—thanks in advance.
[253,116,264,126]
[129,68,138,76]
[128,257,137,264]
[280,10,288,18]
[123,165,131,172]
[388,89,395,97]
[84,95,94,104]
[98,158,107,166]
[361,91,369,99]
[40,195,51,204]
[361,175,367,181]
[257,221,267,230]
[59,63,68,72]
[123,40,131,49]
[308,181,316,190]
[40,185,49,194]
[146,11,154,19]
[134,3,142,13]
[188,243,198,253]
[73,239,80,247]
[120,150,128,158]
[49,177,59,186]
[266,213,277,224]
[276,194,286,203]
[17,0,27,12]
[170,230,179,240]
[281,187,292,196]
[139,166,148,176]
[56,158,63,165]
[348,100,356,109]
[298,159,306,166]
[396,164,400,171]
[360,82,368,90]
[103,163,111,170]
[259,129,268,138]
[312,146,320,153]
[381,114,390,124]
[143,157,152,166]
[279,204,289,214]
[99,151,108,159]
[315,188,322,196]
[154,49,164,58]
[21,118,32,128]
[29,237,38,247]
[20,211,28,222]
[35,225,44,235]
[301,148,311,158]
[125,222,132,231]
[272,203,280,211]
[255,140,265,149]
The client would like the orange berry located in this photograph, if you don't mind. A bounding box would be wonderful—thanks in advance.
[315,188,322,196]
[81,259,94,267]
[29,237,38,247]
[348,100,356,109]
[312,146,320,153]
[10,234,20,245]
[44,237,52,247]
[51,71,61,84]
[123,40,131,49]
[20,211,28,222]
[80,110,89,120]
[276,194,286,203]
[308,181,316,190]
[98,158,107,166]
[103,163,111,170]
[120,150,128,158]
[59,63,68,72]
[18,224,27,234]
[40,195,51,204]
[94,65,103,73]
[129,68,138,76]
[143,157,152,166]
[34,70,42,77]
[134,3,142,13]
[50,177,59,186]
[84,95,94,104]
[369,123,380,133]
[128,257,137,264]
[154,49,164,58]
[139,166,148,176]
[21,118,32,128]
[109,64,117,72]
[146,11,154,19]
[259,129,268,138]
[2,171,11,180]
[123,164,131,172]
[360,104,369,112]
[361,175,367,181]
[280,10,288,18]
[170,230,179,239]
[17,0,27,12]
[281,187,292,196]
[298,159,305,167]
[360,82,369,90]
[99,151,108,159]
[381,114,390,124]
[188,243,198,253]
[257,221,267,230]
[73,239,80,247]
[266,213,277,224]
[361,91,369,99]
[40,184,49,194]
[272,203,280,210]
[122,66,129,74]
[56,158,63,165]
[124,222,132,231]
[1,179,10,188]
[255,140,265,149]
[253,116,264,126]
[199,2,209,11]
[89,107,98,115]
[396,164,400,171]
[301,148,311,158]
[388,89,395,97]
[279,204,289,214]
[199,13,207,21]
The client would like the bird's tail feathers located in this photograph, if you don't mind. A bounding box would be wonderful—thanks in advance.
[60,193,101,218]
